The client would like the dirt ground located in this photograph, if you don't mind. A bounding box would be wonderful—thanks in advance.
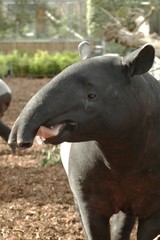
[0,77,137,240]
[0,77,84,240]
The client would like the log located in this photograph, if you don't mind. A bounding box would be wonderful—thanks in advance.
[104,22,160,57]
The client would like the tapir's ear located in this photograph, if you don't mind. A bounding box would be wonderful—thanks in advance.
[78,41,95,60]
[122,44,155,76]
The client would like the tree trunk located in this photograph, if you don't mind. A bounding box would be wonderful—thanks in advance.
[104,22,160,57]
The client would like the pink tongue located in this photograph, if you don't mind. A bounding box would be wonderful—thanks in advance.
[36,125,61,141]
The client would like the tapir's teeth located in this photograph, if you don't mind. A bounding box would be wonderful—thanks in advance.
[36,124,63,143]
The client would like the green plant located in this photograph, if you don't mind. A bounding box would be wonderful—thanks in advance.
[18,52,30,77]
[0,53,9,77]
[6,50,31,77]
[29,50,60,77]
[6,50,21,76]
[41,145,61,167]
[53,51,80,71]
[0,50,80,78]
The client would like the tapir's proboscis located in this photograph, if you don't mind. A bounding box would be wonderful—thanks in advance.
[8,42,160,239]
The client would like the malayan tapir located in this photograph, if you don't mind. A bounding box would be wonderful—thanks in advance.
[8,41,160,240]
[0,79,11,142]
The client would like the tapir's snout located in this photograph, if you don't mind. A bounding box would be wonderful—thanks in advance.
[8,113,77,150]
[8,67,82,150]
[8,78,79,149]
[8,117,35,150]
[19,142,33,149]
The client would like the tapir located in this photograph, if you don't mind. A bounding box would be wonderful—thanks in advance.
[0,79,11,142]
[8,41,160,239]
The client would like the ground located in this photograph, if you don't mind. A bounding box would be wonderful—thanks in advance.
[0,77,84,240]
[0,77,137,240]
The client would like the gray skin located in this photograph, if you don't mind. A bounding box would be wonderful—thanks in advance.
[8,42,160,239]
[0,79,11,142]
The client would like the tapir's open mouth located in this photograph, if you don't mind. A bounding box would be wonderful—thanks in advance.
[36,121,77,145]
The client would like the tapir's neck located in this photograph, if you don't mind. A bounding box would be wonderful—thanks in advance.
[97,77,160,173]
[97,118,159,173]
[98,135,143,172]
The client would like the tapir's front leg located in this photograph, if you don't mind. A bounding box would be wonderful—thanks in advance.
[63,142,111,239]
[110,211,136,240]
[75,199,136,240]
[137,211,160,240]
[76,200,111,240]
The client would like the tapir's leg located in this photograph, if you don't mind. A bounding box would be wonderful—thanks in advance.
[76,201,110,240]
[137,211,160,240]
[74,201,111,240]
[0,120,11,142]
[110,211,136,240]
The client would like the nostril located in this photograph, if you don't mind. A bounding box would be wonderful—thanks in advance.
[18,142,33,149]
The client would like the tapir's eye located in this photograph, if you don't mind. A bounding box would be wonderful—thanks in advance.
[87,93,97,100]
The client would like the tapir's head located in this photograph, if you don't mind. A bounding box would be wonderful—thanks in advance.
[8,42,155,149]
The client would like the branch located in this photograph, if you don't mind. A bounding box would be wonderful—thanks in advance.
[100,7,121,25]
[45,10,84,40]
[104,22,160,57]
[134,6,155,32]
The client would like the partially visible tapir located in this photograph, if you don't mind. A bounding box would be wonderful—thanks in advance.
[0,79,11,142]
[8,41,160,239]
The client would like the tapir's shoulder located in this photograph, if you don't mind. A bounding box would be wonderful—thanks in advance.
[60,142,92,171]
[60,141,107,177]
[70,141,100,159]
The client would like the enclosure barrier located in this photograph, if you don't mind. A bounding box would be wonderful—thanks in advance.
[0,40,82,54]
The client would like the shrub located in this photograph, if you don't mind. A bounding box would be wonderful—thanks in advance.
[0,54,9,77]
[18,52,31,77]
[0,50,80,78]
[53,51,80,71]
[29,50,60,78]
[6,50,23,77]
